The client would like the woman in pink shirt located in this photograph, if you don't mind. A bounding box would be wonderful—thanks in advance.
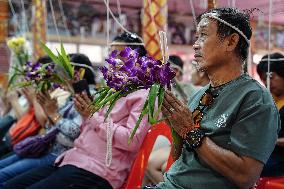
[4,89,150,189]
[4,33,151,189]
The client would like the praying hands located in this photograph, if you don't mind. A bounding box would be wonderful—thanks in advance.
[161,91,194,139]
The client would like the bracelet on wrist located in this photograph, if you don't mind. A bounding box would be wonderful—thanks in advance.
[49,113,61,125]
[185,128,205,150]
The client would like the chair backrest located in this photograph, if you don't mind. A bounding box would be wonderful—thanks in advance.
[122,122,173,189]
[254,176,284,189]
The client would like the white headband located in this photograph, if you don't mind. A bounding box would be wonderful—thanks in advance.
[70,62,96,77]
[110,42,145,46]
[260,58,284,62]
[168,60,183,73]
[202,13,250,45]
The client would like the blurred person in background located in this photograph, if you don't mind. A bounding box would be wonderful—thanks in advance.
[0,54,96,187]
[169,55,195,104]
[0,56,56,157]
[257,52,284,176]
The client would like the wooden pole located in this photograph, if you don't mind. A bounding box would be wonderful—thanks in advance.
[0,1,9,78]
[208,0,216,10]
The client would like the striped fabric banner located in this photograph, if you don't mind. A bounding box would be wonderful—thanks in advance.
[142,0,167,60]
[32,0,46,61]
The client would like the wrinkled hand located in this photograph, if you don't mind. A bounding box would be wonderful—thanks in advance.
[74,92,93,119]
[161,91,194,139]
[36,91,58,116]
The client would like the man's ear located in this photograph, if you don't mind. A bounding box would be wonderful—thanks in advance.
[226,33,239,52]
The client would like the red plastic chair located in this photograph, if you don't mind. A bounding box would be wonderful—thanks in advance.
[265,178,284,189]
[255,177,284,189]
[122,122,173,189]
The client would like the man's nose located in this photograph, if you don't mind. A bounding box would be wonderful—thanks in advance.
[193,42,200,51]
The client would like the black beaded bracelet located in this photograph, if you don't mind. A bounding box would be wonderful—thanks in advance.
[185,128,205,150]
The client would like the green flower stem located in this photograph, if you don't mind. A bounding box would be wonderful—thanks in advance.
[170,128,183,160]
[128,99,149,143]
[93,88,111,107]
[104,91,122,121]
[97,90,119,109]
[154,86,165,120]
[148,84,160,124]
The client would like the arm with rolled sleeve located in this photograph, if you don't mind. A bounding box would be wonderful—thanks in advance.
[195,91,280,189]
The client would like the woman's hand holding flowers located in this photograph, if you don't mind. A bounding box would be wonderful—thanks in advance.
[37,91,59,124]
[74,92,93,120]
[21,87,35,104]
[162,91,194,139]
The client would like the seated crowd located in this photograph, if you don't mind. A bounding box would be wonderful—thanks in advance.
[0,7,283,189]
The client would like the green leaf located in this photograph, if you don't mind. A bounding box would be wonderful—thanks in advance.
[40,42,61,66]
[11,81,33,88]
[93,88,111,107]
[94,87,109,96]
[51,73,65,84]
[97,90,118,109]
[42,81,51,92]
[17,55,24,67]
[148,83,160,124]
[8,73,22,88]
[128,100,149,144]
[60,43,74,78]
[170,127,183,158]
[11,65,25,75]
[24,52,29,63]
[104,91,122,121]
[154,86,165,120]
[57,53,71,79]
[37,81,44,92]
[60,43,68,62]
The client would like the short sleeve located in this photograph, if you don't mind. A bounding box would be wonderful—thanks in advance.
[230,103,280,163]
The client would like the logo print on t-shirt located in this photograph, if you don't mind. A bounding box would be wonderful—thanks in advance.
[215,114,228,128]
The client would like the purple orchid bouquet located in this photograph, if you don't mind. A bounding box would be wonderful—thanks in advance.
[12,61,64,92]
[93,47,176,141]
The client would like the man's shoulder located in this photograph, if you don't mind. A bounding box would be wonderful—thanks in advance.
[226,75,275,106]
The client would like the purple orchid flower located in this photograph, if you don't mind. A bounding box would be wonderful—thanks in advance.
[101,46,176,92]
[119,47,138,59]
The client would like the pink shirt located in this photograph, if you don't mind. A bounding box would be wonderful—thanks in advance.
[55,89,150,189]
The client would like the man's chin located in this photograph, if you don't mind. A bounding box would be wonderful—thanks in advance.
[195,62,206,72]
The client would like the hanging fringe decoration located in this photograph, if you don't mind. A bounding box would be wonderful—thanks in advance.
[267,0,273,91]
[58,0,72,44]
[189,0,197,29]
[103,0,143,42]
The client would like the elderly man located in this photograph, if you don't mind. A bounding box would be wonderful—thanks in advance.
[145,7,280,189]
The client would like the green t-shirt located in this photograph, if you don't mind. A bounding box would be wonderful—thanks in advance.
[157,74,280,189]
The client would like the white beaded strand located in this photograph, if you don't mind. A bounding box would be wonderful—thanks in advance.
[105,119,113,167]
